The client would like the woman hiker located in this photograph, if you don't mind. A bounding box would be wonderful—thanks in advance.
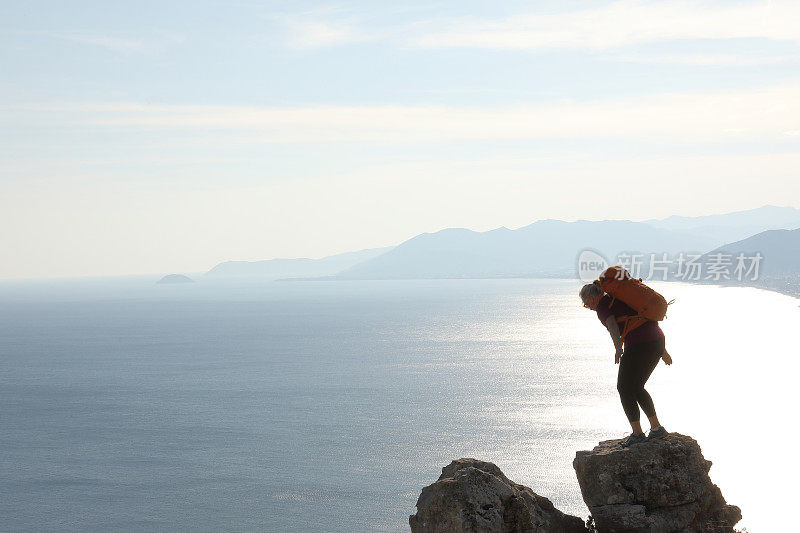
[580,281,672,447]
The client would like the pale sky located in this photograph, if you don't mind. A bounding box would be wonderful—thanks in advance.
[2,0,800,279]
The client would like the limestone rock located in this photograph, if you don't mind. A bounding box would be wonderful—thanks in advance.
[409,458,587,533]
[573,433,741,532]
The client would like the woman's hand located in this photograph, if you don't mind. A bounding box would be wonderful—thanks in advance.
[605,316,623,364]
[662,350,673,366]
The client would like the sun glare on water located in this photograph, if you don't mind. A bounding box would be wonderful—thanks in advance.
[428,280,798,532]
[646,283,800,532]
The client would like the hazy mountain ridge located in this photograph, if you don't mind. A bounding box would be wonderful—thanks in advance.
[204,206,800,286]
[644,205,800,246]
[337,219,719,280]
[698,227,800,297]
[645,205,800,230]
[205,247,393,278]
[705,227,800,274]
[336,206,800,280]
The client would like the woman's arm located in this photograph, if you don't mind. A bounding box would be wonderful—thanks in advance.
[604,315,624,364]
[662,348,672,365]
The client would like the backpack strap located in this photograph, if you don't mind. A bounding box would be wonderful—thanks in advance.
[616,314,647,344]
[584,295,603,310]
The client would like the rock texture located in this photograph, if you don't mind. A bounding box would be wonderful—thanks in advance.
[573,433,741,533]
[409,458,587,533]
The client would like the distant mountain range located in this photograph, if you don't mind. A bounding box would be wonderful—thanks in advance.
[705,227,800,276]
[644,205,800,246]
[204,205,800,284]
[336,206,800,280]
[206,247,392,278]
[697,227,800,297]
[337,220,717,279]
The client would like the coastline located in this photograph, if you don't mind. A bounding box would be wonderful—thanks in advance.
[684,274,800,300]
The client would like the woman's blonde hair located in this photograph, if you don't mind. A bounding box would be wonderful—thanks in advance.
[579,282,603,303]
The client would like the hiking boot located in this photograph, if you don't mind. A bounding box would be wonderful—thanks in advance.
[620,432,647,447]
[647,426,668,440]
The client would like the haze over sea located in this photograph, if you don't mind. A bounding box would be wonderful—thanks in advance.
[1,277,796,532]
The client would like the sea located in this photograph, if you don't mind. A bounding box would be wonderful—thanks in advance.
[1,277,797,532]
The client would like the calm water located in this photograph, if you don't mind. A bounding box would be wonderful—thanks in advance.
[1,277,797,531]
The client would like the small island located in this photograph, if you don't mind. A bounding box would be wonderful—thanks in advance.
[156,274,194,284]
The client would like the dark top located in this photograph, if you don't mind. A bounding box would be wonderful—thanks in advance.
[596,294,664,346]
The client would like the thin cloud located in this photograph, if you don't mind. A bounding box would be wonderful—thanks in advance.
[263,2,800,65]
[611,52,800,66]
[266,8,376,50]
[18,84,800,144]
[411,0,800,51]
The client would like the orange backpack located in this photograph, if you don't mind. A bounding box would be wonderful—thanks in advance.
[596,265,672,342]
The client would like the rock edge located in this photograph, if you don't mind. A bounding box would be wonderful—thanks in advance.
[409,458,587,533]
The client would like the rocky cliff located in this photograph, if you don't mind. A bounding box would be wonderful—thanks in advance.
[409,458,587,533]
[573,433,741,532]
[410,434,742,533]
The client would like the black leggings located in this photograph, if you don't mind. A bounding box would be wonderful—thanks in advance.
[617,337,665,423]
